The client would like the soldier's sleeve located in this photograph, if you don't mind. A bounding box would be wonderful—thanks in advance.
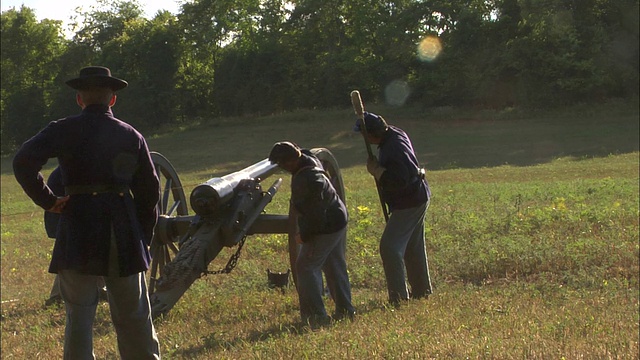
[13,123,60,210]
[130,137,160,245]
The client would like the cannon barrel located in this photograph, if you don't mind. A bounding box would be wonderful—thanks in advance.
[190,158,279,216]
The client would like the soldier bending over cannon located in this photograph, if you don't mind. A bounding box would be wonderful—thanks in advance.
[268,141,356,327]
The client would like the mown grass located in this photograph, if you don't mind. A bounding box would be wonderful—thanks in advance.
[1,100,638,359]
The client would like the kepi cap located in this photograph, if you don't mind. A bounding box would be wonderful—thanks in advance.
[269,141,302,164]
[353,111,388,133]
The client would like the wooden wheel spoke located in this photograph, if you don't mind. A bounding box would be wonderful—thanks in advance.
[148,152,189,294]
[168,242,179,255]
[161,177,171,213]
[167,200,181,217]
[158,247,167,276]
[149,243,161,293]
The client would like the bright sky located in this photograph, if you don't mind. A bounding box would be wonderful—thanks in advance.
[1,0,182,25]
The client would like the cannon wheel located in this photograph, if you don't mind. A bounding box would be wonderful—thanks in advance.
[288,148,346,289]
[149,151,189,294]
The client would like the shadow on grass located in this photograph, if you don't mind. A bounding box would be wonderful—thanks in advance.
[2,102,638,176]
[168,297,389,357]
[1,300,114,336]
[142,102,640,175]
[1,301,59,323]
[329,113,640,171]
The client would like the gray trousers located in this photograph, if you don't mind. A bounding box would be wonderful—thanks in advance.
[58,234,160,359]
[380,200,432,303]
[50,274,105,300]
[296,227,355,321]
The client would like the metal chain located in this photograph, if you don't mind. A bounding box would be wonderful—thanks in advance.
[204,235,247,275]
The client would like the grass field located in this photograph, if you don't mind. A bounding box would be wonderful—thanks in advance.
[1,99,638,359]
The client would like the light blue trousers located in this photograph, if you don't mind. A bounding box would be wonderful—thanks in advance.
[380,200,432,303]
[58,234,160,359]
[296,226,355,321]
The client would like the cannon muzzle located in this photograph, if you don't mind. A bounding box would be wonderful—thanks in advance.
[190,158,279,216]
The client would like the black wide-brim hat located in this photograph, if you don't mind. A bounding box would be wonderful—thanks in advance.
[65,66,128,91]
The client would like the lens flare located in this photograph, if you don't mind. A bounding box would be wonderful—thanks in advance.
[384,80,411,106]
[417,36,442,62]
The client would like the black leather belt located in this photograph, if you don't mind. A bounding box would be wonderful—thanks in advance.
[65,184,130,196]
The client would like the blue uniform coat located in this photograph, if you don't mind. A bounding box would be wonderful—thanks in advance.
[291,151,348,242]
[377,126,431,211]
[13,104,159,276]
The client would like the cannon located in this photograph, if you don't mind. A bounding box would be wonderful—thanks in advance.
[148,148,345,318]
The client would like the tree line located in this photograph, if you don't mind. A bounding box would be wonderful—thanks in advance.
[2,0,638,153]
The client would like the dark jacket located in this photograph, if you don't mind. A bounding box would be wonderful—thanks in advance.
[291,151,348,242]
[13,104,160,276]
[377,125,431,211]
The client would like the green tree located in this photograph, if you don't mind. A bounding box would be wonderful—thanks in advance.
[69,1,182,131]
[115,11,182,129]
[176,0,251,118]
[1,6,66,153]
[2,0,638,141]
[586,0,639,98]
[410,0,639,108]
[212,0,293,115]
[409,0,493,107]
[47,43,98,121]
[71,0,144,50]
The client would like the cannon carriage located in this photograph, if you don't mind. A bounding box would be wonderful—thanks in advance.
[148,148,345,318]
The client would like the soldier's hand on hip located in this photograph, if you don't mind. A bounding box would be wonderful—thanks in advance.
[48,195,70,213]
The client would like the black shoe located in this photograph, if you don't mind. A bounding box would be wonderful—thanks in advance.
[303,314,332,329]
[410,289,431,300]
[44,296,63,307]
[332,310,356,321]
[412,293,430,300]
[388,297,409,309]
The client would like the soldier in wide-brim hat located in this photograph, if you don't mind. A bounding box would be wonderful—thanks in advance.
[12,65,161,359]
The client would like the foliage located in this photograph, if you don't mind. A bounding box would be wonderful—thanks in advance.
[1,0,639,153]
[0,6,66,153]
